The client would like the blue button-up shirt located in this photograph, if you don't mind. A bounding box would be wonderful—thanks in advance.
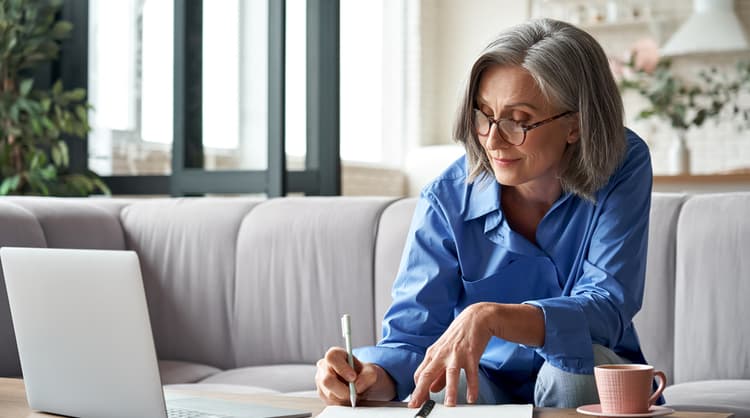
[355,129,653,402]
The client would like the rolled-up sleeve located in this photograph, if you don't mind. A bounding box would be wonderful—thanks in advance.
[525,140,653,373]
[354,192,462,401]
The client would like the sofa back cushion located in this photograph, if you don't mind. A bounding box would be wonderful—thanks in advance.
[0,201,47,376]
[634,193,686,383]
[673,193,750,383]
[374,198,418,341]
[120,198,262,370]
[232,197,394,366]
[6,197,127,250]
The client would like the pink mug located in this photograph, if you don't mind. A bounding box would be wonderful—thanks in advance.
[594,364,666,414]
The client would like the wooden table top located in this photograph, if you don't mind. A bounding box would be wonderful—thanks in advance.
[0,378,733,418]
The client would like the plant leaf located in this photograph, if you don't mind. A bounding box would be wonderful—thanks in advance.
[66,88,86,102]
[0,175,20,195]
[51,21,73,39]
[40,164,57,181]
[29,151,43,170]
[51,146,62,166]
[30,118,42,135]
[58,141,69,167]
[65,174,94,196]
[74,104,87,122]
[26,172,50,196]
[52,80,63,96]
[92,177,111,195]
[9,104,19,122]
[19,78,33,96]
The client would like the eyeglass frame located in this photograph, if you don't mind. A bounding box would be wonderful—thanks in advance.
[473,109,576,146]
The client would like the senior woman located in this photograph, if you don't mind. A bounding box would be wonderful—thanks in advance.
[316,18,653,408]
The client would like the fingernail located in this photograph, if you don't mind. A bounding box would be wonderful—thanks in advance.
[467,394,476,404]
[347,372,356,382]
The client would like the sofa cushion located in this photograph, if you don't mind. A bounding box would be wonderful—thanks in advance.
[374,198,417,342]
[121,198,263,370]
[633,193,686,384]
[232,197,395,367]
[673,193,750,384]
[158,360,222,384]
[199,364,317,393]
[6,196,126,250]
[0,200,47,377]
[79,197,134,218]
[664,380,750,418]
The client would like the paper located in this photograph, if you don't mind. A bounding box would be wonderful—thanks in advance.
[164,395,312,418]
[317,403,533,418]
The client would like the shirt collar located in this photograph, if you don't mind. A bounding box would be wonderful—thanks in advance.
[463,175,501,221]
[550,189,575,212]
[463,171,576,219]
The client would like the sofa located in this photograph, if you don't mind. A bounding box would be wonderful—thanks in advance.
[0,194,747,416]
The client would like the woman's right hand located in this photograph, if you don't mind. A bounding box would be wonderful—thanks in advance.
[315,347,397,405]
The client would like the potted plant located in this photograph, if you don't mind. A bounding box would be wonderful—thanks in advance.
[0,0,109,195]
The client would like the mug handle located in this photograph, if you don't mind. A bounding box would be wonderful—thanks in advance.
[648,370,667,406]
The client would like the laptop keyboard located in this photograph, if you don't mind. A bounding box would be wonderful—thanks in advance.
[167,407,234,418]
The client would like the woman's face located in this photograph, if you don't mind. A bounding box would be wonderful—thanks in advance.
[475,64,578,192]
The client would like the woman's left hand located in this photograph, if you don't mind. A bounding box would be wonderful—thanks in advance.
[409,302,498,408]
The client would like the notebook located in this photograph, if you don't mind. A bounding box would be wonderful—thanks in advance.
[317,403,533,418]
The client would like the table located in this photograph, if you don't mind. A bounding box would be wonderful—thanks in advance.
[0,378,733,418]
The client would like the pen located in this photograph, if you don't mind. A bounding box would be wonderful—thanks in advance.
[414,399,435,418]
[340,314,357,408]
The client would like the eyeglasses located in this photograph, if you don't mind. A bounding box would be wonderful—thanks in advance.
[473,109,575,146]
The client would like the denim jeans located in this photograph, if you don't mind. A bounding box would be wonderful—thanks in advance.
[430,344,628,407]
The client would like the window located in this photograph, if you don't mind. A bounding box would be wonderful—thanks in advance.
[88,0,173,176]
[76,0,341,195]
[338,1,412,167]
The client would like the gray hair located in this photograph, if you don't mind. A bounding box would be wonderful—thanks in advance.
[453,18,626,201]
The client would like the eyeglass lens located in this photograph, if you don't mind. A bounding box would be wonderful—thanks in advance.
[473,110,524,145]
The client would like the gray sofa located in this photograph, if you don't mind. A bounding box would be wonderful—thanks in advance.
[0,194,747,416]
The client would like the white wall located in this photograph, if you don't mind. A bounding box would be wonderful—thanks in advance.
[419,0,531,146]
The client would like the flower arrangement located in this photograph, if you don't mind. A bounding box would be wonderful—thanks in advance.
[611,38,750,132]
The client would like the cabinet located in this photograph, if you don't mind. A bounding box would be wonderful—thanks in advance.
[529,0,681,47]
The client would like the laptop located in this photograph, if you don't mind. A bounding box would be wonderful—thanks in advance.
[0,247,312,418]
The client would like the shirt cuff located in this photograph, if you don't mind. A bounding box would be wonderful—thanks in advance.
[353,345,424,401]
[523,298,594,374]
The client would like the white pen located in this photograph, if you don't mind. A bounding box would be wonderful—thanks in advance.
[340,314,357,408]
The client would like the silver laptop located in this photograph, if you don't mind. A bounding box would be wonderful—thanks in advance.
[0,247,311,418]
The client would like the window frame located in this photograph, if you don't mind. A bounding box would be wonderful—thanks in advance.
[60,0,340,196]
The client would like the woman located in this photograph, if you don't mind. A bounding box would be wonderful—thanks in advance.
[316,18,653,408]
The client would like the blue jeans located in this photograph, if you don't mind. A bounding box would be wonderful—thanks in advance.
[430,344,628,407]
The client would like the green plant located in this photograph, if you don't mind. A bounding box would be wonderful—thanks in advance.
[618,56,750,132]
[0,0,109,196]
